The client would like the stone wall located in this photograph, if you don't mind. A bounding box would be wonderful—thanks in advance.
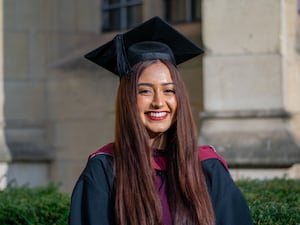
[1,0,51,187]
[0,0,107,190]
[0,0,299,192]
[200,0,300,178]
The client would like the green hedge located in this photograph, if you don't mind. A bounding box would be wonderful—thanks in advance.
[0,178,299,225]
[0,183,69,225]
[237,178,300,225]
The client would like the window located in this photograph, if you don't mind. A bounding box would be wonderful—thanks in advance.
[165,0,201,23]
[102,0,143,31]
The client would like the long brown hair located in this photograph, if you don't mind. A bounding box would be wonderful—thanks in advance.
[114,60,215,225]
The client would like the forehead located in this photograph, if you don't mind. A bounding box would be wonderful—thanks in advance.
[138,62,173,83]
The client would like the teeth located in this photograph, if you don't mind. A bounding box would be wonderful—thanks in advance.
[149,112,167,117]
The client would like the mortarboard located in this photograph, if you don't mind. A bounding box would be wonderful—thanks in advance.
[85,16,204,77]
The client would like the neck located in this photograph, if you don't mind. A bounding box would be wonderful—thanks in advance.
[149,133,166,149]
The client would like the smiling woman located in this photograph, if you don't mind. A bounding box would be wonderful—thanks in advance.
[69,16,253,225]
[137,61,177,142]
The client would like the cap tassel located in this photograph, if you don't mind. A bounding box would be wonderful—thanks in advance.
[114,34,131,77]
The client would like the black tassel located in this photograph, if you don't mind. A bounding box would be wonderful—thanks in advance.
[114,34,131,77]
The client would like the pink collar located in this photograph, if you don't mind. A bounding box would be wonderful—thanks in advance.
[88,143,228,171]
[89,143,167,170]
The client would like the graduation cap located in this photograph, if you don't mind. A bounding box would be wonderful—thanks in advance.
[85,16,204,77]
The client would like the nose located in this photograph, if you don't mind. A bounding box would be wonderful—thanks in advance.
[151,91,164,109]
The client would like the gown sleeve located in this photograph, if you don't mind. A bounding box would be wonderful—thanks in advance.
[69,155,115,225]
[202,159,253,225]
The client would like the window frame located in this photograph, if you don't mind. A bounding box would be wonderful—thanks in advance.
[102,0,143,31]
[165,0,201,23]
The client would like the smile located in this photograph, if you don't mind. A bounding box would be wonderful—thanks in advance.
[146,112,168,120]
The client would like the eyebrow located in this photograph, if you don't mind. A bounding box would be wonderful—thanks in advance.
[138,82,175,87]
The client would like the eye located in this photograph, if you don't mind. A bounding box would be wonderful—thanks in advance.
[164,89,176,94]
[138,88,153,95]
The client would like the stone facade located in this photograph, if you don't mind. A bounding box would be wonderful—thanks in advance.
[200,0,300,179]
[0,0,299,192]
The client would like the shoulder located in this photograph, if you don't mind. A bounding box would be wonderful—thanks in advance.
[198,145,231,187]
[198,145,228,170]
[198,145,233,193]
[88,142,114,159]
[70,144,115,225]
[198,145,234,198]
[79,143,114,188]
[199,147,253,224]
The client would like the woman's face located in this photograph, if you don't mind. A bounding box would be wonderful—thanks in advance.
[137,61,177,138]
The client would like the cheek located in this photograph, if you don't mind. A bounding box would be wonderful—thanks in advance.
[169,97,177,111]
[137,96,151,111]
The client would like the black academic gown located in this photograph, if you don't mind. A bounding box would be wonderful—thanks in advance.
[69,153,253,225]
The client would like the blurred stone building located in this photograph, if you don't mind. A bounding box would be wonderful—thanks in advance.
[0,0,299,192]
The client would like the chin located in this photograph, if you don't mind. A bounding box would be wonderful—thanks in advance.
[147,128,169,137]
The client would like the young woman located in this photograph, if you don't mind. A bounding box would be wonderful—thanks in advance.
[69,17,253,225]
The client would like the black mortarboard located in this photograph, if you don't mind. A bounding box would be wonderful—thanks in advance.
[85,16,204,77]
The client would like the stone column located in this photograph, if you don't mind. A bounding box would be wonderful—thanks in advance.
[0,0,11,189]
[0,1,51,188]
[282,0,300,144]
[200,0,300,173]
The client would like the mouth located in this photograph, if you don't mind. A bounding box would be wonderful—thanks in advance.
[146,111,169,120]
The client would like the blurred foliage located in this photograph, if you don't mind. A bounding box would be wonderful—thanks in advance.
[237,178,300,225]
[0,182,69,225]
